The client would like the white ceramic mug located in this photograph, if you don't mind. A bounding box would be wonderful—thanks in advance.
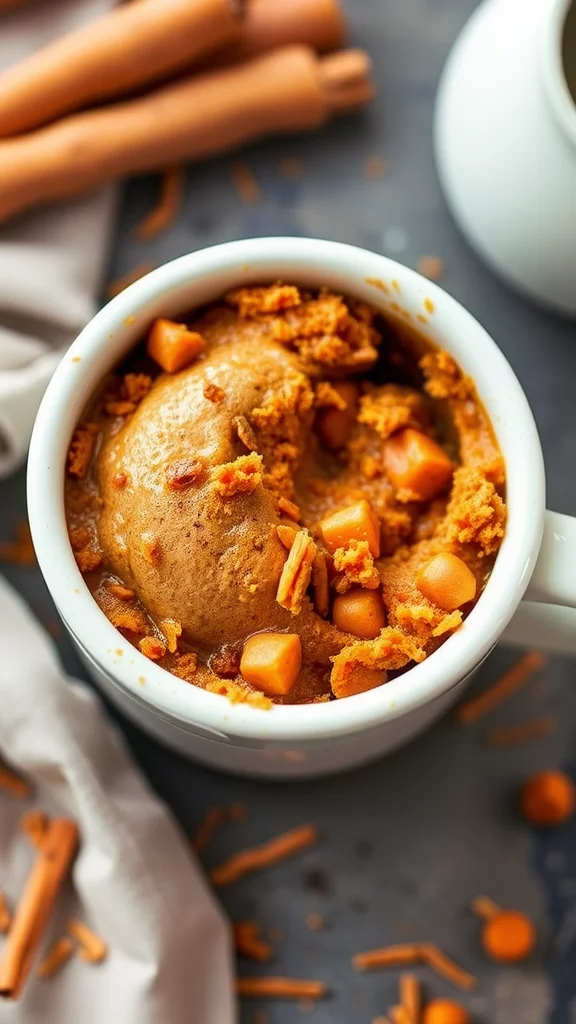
[435,0,576,315]
[27,238,576,779]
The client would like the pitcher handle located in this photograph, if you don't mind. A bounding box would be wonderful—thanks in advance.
[502,511,576,655]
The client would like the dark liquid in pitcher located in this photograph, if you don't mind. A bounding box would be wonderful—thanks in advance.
[563,0,576,102]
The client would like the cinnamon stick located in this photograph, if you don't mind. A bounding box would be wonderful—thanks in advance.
[0,819,79,1000]
[0,45,374,225]
[0,0,244,138]
[204,0,346,67]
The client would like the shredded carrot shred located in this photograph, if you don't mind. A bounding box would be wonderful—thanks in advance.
[0,765,31,800]
[192,807,227,854]
[230,162,261,206]
[211,824,319,887]
[353,943,476,992]
[234,921,274,962]
[236,977,327,1000]
[0,893,11,934]
[390,1007,412,1024]
[36,937,75,979]
[471,895,501,920]
[420,945,477,991]
[484,715,556,747]
[67,919,107,963]
[20,809,48,849]
[455,651,545,724]
[134,166,185,242]
[401,972,421,1023]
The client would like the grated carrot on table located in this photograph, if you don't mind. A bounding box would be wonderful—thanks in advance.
[230,162,261,206]
[0,521,36,566]
[236,977,327,1000]
[134,166,185,242]
[0,765,31,800]
[390,1007,412,1024]
[211,824,319,887]
[471,895,501,920]
[0,893,11,934]
[234,921,273,962]
[401,972,421,1023]
[67,919,107,963]
[192,806,227,854]
[484,715,557,747]
[37,937,75,979]
[455,651,545,724]
[20,809,49,849]
[353,944,421,972]
[420,945,477,991]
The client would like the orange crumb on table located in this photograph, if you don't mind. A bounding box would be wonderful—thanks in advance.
[67,919,107,964]
[147,318,205,374]
[67,422,98,479]
[480,909,536,963]
[234,921,273,962]
[0,765,31,800]
[422,999,471,1024]
[192,806,227,854]
[276,531,317,614]
[236,977,327,1000]
[106,262,154,298]
[305,913,325,932]
[0,520,36,567]
[0,893,11,934]
[401,972,421,1023]
[211,824,319,887]
[519,769,576,826]
[455,651,546,724]
[278,157,303,179]
[134,166,185,242]
[420,946,477,990]
[485,715,557,747]
[363,156,387,179]
[20,809,49,849]
[230,161,262,206]
[213,453,263,498]
[36,937,75,979]
[417,256,444,280]
[138,636,166,660]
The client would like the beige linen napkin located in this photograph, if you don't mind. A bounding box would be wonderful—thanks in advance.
[0,0,117,478]
[0,574,235,1023]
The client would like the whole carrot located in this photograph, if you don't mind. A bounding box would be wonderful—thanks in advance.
[0,46,374,226]
[0,0,243,138]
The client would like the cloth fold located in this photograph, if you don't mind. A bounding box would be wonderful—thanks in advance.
[0,0,118,478]
[0,574,235,1023]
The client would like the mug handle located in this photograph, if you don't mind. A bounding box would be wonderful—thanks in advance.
[502,511,576,655]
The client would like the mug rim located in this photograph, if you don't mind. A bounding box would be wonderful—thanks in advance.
[27,237,545,742]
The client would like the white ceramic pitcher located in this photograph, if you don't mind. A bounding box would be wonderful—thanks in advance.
[435,0,576,316]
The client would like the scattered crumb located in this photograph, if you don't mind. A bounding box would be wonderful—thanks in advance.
[138,636,166,660]
[230,161,262,205]
[417,255,444,280]
[305,913,326,932]
[106,262,155,298]
[213,453,263,498]
[364,156,387,179]
[203,381,225,403]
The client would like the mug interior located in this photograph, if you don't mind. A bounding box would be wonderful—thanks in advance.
[27,238,545,741]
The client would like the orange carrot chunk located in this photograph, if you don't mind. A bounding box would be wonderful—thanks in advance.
[240,633,302,697]
[316,381,359,451]
[333,588,387,639]
[519,770,576,826]
[147,318,205,373]
[384,428,454,502]
[422,999,471,1024]
[481,910,536,963]
[416,552,476,611]
[320,499,380,558]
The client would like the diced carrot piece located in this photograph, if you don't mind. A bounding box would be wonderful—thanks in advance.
[332,665,387,699]
[147,318,206,373]
[384,428,454,501]
[316,382,359,451]
[333,588,387,639]
[240,633,302,697]
[416,552,476,610]
[320,499,380,558]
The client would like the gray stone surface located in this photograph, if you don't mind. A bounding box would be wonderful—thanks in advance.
[2,0,576,1020]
